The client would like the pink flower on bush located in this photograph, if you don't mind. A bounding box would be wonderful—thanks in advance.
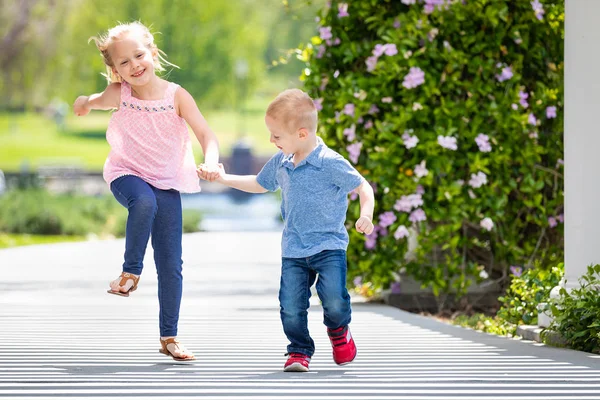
[394,197,412,213]
[402,67,425,89]
[469,171,488,188]
[528,113,538,126]
[510,266,523,277]
[343,125,356,141]
[475,133,492,152]
[546,106,557,119]
[519,90,529,108]
[319,26,332,41]
[382,97,393,103]
[315,45,326,59]
[313,98,323,111]
[368,105,380,114]
[409,208,426,223]
[437,135,458,150]
[402,132,419,149]
[531,0,545,20]
[347,142,362,164]
[548,216,557,228]
[379,211,397,228]
[496,65,513,82]
[343,103,355,116]
[394,225,410,240]
[480,217,494,231]
[393,18,401,29]
[557,213,564,223]
[364,120,373,130]
[365,56,378,72]
[414,160,428,178]
[401,0,416,4]
[337,3,349,18]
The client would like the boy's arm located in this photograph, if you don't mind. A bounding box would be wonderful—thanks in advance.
[176,87,219,180]
[354,180,375,235]
[197,164,268,194]
[73,82,120,116]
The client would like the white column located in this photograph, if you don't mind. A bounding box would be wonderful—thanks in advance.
[564,0,600,290]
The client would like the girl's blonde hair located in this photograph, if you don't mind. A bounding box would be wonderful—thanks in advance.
[89,21,178,83]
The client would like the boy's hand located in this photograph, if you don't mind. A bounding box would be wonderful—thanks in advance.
[355,216,374,235]
[73,96,90,116]
[197,163,224,182]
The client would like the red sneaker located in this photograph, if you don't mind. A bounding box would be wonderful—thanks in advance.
[327,325,357,365]
[283,352,311,372]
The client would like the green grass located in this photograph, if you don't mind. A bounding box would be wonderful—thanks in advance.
[0,96,274,171]
[0,233,86,249]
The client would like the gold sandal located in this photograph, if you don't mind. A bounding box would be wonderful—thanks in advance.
[107,272,140,297]
[159,338,196,361]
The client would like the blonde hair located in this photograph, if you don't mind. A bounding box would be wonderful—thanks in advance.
[89,21,178,83]
[266,89,318,135]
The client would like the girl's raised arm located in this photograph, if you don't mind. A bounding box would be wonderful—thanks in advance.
[73,82,121,116]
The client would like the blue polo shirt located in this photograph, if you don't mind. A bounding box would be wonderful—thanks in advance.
[256,138,365,258]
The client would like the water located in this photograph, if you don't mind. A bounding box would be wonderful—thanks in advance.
[181,190,283,232]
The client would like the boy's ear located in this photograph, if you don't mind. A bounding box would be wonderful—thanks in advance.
[298,128,309,139]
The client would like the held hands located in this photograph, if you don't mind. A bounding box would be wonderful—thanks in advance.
[355,216,374,235]
[197,163,224,182]
[73,96,90,116]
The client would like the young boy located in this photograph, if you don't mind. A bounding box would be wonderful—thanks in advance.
[198,89,375,372]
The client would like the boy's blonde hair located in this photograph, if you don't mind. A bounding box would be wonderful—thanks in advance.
[266,89,318,135]
[89,21,178,83]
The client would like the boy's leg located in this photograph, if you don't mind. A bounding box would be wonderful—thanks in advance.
[150,188,183,338]
[312,250,352,329]
[279,257,317,357]
[311,249,356,365]
[110,175,157,276]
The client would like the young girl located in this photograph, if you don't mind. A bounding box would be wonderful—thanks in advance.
[73,21,221,361]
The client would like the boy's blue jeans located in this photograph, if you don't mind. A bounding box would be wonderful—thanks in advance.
[279,249,352,357]
[110,175,183,337]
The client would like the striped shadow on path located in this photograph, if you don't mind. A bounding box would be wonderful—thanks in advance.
[1,302,600,400]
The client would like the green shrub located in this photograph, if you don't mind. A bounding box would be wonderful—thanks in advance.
[299,0,564,295]
[497,263,563,326]
[548,265,600,354]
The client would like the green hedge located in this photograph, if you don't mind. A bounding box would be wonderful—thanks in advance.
[300,0,564,296]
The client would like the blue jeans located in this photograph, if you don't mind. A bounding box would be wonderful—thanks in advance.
[279,249,351,357]
[110,175,183,337]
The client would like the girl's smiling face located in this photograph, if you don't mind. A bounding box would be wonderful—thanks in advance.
[109,34,156,85]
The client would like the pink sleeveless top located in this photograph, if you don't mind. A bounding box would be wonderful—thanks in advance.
[103,81,201,193]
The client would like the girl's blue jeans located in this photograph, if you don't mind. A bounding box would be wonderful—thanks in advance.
[279,249,352,357]
[110,175,183,337]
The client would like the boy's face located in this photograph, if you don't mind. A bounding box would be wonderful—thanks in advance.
[109,34,156,86]
[265,114,301,156]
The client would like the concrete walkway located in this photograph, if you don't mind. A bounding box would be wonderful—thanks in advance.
[1,232,599,399]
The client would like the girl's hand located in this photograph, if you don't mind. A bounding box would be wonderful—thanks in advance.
[197,163,224,182]
[73,96,90,116]
[355,216,374,235]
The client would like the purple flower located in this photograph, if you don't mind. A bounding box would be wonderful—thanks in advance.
[402,132,419,149]
[338,3,349,18]
[427,28,439,42]
[364,120,373,130]
[347,142,363,164]
[496,65,513,82]
[366,56,378,72]
[510,266,523,277]
[548,216,557,228]
[390,281,401,294]
[394,197,412,213]
[381,97,393,103]
[557,213,564,223]
[373,44,386,58]
[416,185,425,195]
[546,106,557,119]
[319,77,329,91]
[319,26,332,41]
[401,0,416,4]
[313,98,323,111]
[343,103,355,117]
[480,217,494,231]
[315,45,326,59]
[414,160,428,178]
[519,90,529,108]
[365,233,377,250]
[333,70,340,78]
[394,225,410,240]
[384,44,398,56]
[409,208,427,223]
[393,18,401,29]
[402,67,425,89]
[469,171,488,188]
[343,125,356,141]
[349,191,358,201]
[511,103,519,110]
[531,0,545,20]
[368,105,380,115]
[437,135,458,150]
[353,276,362,286]
[423,0,445,14]
[379,211,397,228]
[475,133,492,152]
[528,113,538,126]
[333,38,341,46]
